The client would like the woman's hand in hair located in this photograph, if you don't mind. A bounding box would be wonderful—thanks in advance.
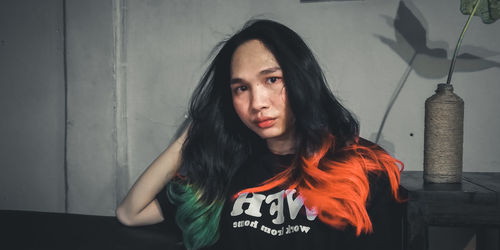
[116,128,188,226]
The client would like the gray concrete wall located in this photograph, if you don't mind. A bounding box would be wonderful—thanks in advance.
[65,0,117,216]
[0,0,66,212]
[0,0,121,216]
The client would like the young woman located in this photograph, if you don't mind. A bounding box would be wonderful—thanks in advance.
[117,19,404,250]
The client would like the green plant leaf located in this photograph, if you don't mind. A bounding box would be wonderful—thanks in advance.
[461,0,500,24]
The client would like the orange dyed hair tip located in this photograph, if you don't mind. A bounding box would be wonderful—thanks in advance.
[234,135,404,235]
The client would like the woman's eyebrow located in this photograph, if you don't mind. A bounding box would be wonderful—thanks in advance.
[230,67,282,85]
[230,77,243,85]
[259,67,281,75]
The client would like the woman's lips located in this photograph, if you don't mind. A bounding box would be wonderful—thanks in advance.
[256,118,276,128]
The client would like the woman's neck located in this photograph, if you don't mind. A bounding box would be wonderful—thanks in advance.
[266,136,295,155]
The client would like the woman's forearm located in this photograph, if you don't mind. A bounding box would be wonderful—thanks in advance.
[116,129,187,226]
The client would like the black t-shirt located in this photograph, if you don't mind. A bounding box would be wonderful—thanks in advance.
[157,151,403,250]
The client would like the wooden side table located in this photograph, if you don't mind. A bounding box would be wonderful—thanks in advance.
[400,171,500,250]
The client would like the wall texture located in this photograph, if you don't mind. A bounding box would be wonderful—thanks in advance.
[65,0,118,216]
[0,0,65,213]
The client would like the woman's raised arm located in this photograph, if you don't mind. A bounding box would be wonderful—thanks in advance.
[115,128,187,226]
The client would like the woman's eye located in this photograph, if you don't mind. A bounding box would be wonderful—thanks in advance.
[267,77,280,84]
[234,86,247,93]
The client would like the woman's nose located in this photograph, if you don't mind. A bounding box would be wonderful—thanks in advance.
[250,86,270,111]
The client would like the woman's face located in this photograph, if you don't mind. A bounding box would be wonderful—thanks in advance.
[230,39,295,144]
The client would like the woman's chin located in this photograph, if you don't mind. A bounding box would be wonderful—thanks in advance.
[254,129,278,140]
[255,128,287,141]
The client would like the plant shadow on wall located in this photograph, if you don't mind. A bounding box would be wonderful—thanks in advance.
[370,0,500,151]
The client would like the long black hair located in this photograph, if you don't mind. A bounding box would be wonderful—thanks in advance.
[167,19,360,249]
